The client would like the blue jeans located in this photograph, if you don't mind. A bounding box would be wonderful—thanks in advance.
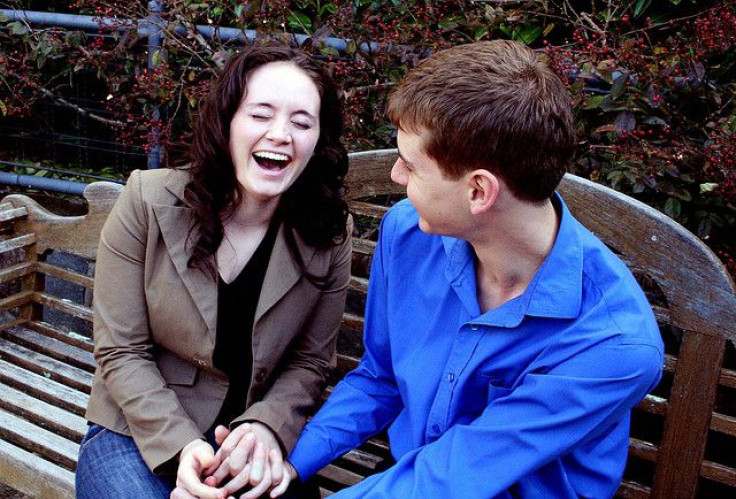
[76,424,176,498]
[75,424,321,499]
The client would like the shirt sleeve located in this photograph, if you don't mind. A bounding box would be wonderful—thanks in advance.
[289,213,404,479]
[327,340,663,499]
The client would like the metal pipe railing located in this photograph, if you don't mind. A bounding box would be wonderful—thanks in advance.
[0,9,379,52]
[0,171,90,196]
[0,6,380,194]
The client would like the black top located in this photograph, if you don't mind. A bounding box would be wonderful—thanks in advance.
[211,217,280,428]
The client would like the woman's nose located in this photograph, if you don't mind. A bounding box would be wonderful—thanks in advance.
[266,120,291,143]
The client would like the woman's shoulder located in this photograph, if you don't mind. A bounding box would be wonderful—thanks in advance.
[127,167,192,205]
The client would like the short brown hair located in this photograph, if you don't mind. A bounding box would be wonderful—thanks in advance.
[387,40,575,202]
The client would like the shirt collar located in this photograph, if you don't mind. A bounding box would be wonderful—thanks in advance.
[441,192,583,327]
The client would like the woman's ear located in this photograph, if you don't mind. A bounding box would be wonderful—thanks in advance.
[467,170,499,215]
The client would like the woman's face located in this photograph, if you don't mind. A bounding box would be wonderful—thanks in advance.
[229,61,321,203]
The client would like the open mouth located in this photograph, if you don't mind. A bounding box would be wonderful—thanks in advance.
[253,151,291,171]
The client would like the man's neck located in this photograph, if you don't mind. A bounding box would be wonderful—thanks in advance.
[469,198,560,313]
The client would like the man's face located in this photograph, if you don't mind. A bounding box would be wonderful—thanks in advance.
[391,129,470,236]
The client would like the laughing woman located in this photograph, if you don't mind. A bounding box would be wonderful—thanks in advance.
[75,45,351,499]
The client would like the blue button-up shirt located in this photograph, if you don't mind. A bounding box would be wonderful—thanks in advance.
[290,195,663,498]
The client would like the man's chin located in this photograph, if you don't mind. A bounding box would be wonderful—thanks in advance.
[418,218,435,234]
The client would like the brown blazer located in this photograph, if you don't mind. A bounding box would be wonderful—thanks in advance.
[85,168,351,472]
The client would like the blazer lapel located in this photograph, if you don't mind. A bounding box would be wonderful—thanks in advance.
[255,224,316,324]
[149,172,218,337]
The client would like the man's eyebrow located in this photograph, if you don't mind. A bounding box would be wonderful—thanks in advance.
[397,150,412,166]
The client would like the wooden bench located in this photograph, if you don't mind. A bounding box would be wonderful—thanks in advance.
[1,149,735,498]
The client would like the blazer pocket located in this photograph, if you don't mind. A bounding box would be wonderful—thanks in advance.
[156,350,199,386]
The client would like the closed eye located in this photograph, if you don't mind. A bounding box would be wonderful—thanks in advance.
[292,121,311,130]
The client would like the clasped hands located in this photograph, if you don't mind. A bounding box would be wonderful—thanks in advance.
[171,422,298,499]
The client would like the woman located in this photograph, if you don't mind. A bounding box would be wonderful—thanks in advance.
[75,45,351,499]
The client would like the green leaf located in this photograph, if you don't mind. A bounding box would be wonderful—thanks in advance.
[675,188,692,202]
[286,11,312,31]
[320,46,339,58]
[697,217,712,238]
[614,111,636,132]
[474,26,489,41]
[516,25,542,45]
[584,95,608,110]
[664,197,681,218]
[345,40,357,56]
[634,0,652,18]
[643,116,668,126]
[611,71,629,99]
[8,22,29,36]
[0,99,6,117]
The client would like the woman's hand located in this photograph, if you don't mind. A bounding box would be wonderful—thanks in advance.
[206,423,293,498]
[174,439,225,499]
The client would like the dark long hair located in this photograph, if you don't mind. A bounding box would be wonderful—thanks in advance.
[183,44,349,274]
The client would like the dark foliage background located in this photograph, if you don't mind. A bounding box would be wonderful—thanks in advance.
[1,0,734,276]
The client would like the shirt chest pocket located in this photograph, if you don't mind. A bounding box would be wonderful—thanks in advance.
[482,375,514,406]
[156,350,199,387]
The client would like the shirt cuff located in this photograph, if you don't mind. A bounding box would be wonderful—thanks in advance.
[288,429,331,480]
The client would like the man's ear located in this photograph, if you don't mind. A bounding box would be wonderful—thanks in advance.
[467,170,499,215]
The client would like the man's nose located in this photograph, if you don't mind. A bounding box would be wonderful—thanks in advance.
[390,160,408,185]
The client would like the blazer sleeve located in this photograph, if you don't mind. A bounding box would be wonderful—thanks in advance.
[92,169,203,472]
[236,219,353,452]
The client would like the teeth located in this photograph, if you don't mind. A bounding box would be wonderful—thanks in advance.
[254,151,289,162]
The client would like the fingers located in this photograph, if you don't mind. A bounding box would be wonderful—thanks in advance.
[170,487,198,499]
[249,441,267,484]
[177,440,224,499]
[217,423,252,461]
[269,472,291,498]
[220,440,272,497]
[215,425,230,446]
[268,448,284,487]
[268,455,292,498]
[218,461,252,495]
[239,462,271,499]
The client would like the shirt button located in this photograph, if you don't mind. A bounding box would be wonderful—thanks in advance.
[196,359,206,367]
[431,424,441,434]
[447,373,455,383]
[255,368,267,383]
[470,324,479,331]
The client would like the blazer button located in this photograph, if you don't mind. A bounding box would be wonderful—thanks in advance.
[255,368,267,383]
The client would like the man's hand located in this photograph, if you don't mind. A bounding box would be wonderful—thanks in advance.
[206,423,293,498]
[173,439,224,499]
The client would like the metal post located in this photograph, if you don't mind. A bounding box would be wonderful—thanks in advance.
[146,0,163,169]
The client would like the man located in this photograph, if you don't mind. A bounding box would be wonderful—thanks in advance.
[286,40,663,498]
